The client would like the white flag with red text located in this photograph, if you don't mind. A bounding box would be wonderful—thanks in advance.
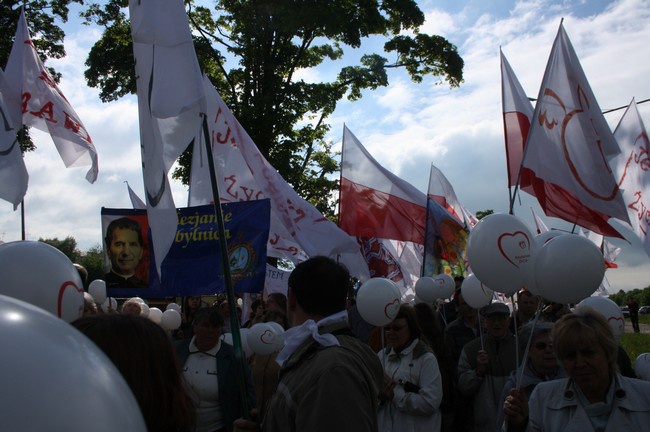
[520,23,628,237]
[188,77,369,279]
[0,68,28,209]
[3,8,98,184]
[612,98,650,258]
[129,0,206,275]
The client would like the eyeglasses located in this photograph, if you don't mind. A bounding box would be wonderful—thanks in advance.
[534,341,553,350]
[384,325,407,332]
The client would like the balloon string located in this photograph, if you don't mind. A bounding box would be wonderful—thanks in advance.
[511,293,519,371]
[515,301,542,389]
[478,309,484,351]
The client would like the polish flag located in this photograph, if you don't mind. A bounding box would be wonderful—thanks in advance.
[519,23,628,238]
[501,49,533,194]
[427,163,464,224]
[339,126,426,244]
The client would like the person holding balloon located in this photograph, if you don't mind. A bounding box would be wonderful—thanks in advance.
[497,321,565,431]
[377,304,443,432]
[506,309,650,431]
[175,307,256,432]
[457,302,518,432]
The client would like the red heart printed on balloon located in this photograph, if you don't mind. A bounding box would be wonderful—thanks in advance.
[384,299,400,319]
[497,231,531,268]
[260,329,276,345]
[608,316,625,330]
[57,280,84,319]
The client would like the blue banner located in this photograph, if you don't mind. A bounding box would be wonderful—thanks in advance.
[101,200,270,298]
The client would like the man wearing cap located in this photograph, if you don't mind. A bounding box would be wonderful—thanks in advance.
[457,302,518,432]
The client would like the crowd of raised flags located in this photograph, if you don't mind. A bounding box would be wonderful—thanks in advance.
[1,3,649,299]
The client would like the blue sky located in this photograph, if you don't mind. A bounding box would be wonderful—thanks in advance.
[1,0,650,292]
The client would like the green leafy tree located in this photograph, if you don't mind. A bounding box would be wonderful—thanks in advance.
[78,244,106,284]
[475,209,494,220]
[39,235,81,262]
[1,0,83,152]
[82,0,464,216]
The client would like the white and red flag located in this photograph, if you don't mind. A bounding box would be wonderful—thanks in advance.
[530,207,549,234]
[3,8,98,184]
[189,77,369,279]
[500,49,534,195]
[0,68,28,209]
[612,99,650,258]
[340,126,426,243]
[129,0,206,275]
[519,23,628,238]
[427,163,464,224]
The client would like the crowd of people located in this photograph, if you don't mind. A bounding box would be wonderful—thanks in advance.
[71,259,650,432]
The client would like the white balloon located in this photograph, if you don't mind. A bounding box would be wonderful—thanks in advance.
[433,274,456,300]
[0,294,147,431]
[131,297,146,304]
[88,279,107,304]
[139,303,150,318]
[356,278,401,326]
[222,329,253,358]
[148,307,162,324]
[247,323,280,355]
[466,213,533,295]
[166,302,181,312]
[534,234,605,304]
[265,321,286,351]
[461,273,494,309]
[526,231,566,295]
[0,241,84,322]
[414,277,437,303]
[101,297,118,314]
[577,296,625,342]
[160,309,182,330]
[634,353,650,381]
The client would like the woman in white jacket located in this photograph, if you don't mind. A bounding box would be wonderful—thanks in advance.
[504,309,650,431]
[377,304,443,432]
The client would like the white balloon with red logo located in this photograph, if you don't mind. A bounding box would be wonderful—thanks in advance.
[0,241,84,322]
[434,274,456,300]
[356,278,401,326]
[466,213,533,295]
[533,234,605,304]
[526,231,566,296]
[576,296,625,342]
[266,321,286,351]
[248,323,281,355]
[461,273,494,309]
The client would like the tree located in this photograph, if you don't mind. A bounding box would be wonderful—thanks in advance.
[1,0,83,152]
[39,236,81,262]
[475,209,494,220]
[78,244,106,285]
[82,0,464,216]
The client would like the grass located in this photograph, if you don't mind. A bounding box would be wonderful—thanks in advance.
[620,314,650,364]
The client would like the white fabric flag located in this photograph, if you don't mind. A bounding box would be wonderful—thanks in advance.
[189,76,369,279]
[521,23,629,227]
[0,68,28,209]
[427,163,464,224]
[3,9,98,183]
[460,205,479,230]
[530,207,549,234]
[612,98,650,259]
[126,182,146,209]
[129,0,206,275]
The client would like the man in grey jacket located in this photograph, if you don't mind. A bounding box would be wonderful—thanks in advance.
[457,302,518,432]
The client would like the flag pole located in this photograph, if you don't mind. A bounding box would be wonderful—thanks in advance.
[200,114,250,418]
[20,199,25,240]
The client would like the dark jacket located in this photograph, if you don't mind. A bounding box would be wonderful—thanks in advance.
[175,339,256,431]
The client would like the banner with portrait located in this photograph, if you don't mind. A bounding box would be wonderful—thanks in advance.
[101,200,270,298]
